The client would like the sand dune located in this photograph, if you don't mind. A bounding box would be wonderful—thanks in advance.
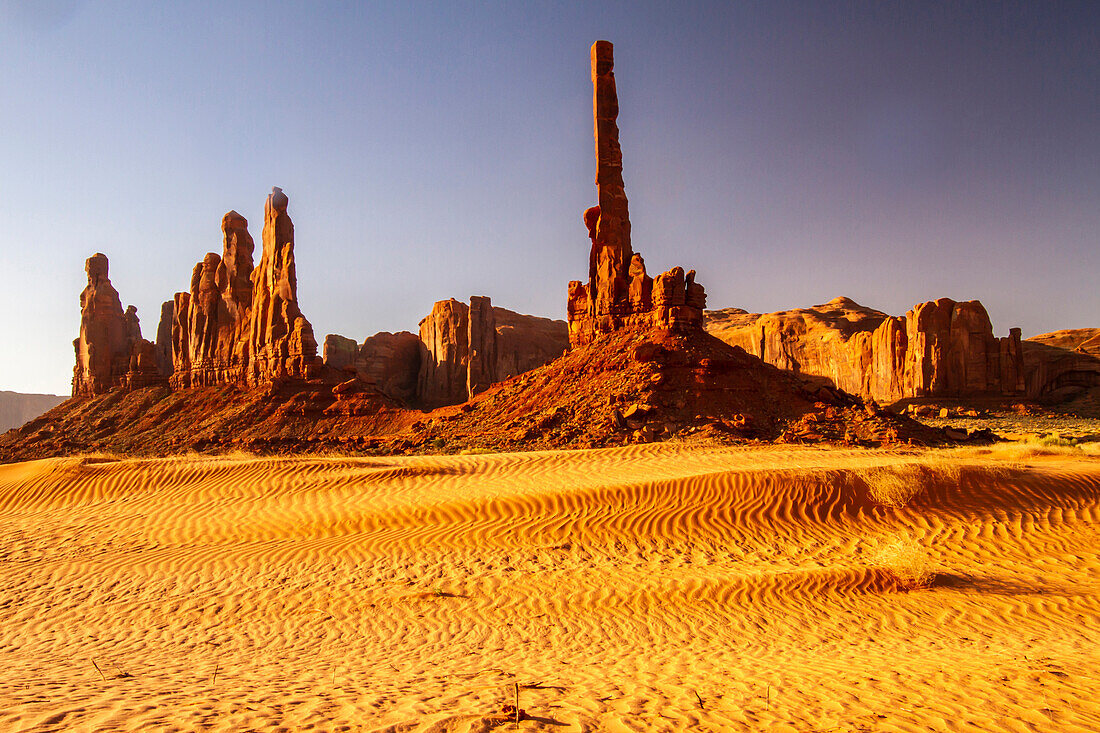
[0,444,1098,731]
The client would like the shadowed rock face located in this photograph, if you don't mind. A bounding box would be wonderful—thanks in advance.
[567,41,705,346]
[1022,329,1100,401]
[72,254,162,396]
[417,297,569,408]
[154,301,174,377]
[169,189,320,389]
[705,296,1025,403]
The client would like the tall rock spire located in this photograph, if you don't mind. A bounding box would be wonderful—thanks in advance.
[590,40,632,326]
[567,41,706,346]
[247,187,319,384]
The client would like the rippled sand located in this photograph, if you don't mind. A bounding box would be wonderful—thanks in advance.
[0,444,1097,731]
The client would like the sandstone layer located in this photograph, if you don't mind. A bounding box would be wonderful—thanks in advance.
[567,41,705,346]
[72,253,162,396]
[706,296,1025,403]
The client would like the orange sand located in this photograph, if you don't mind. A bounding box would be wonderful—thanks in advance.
[0,444,1097,731]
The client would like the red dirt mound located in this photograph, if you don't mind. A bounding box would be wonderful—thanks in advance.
[398,327,944,452]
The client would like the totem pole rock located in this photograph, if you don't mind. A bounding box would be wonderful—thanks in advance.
[567,41,705,346]
[247,187,319,385]
[167,189,320,389]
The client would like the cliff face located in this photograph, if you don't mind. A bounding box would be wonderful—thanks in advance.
[1022,329,1100,402]
[169,189,320,390]
[705,296,1025,403]
[566,41,705,346]
[416,297,569,408]
[72,253,162,396]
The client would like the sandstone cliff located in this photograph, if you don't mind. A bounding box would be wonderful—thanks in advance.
[706,296,1025,404]
[417,297,569,408]
[567,41,705,346]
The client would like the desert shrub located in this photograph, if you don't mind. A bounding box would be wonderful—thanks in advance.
[855,456,965,508]
[431,438,447,450]
[1037,435,1078,448]
[856,465,923,507]
[876,535,934,589]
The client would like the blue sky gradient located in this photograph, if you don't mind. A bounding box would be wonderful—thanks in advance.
[1,1,1097,394]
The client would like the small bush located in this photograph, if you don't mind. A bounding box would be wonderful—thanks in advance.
[856,465,923,507]
[1037,435,1078,448]
[876,536,934,589]
[855,457,964,508]
[431,438,447,450]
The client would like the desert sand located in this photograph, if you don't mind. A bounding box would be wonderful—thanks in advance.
[0,443,1098,732]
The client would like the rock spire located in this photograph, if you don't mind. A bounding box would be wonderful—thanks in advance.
[72,253,162,396]
[567,41,705,346]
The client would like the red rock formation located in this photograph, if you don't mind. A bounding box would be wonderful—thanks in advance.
[417,297,569,408]
[705,296,1025,403]
[356,331,422,402]
[567,41,705,346]
[72,254,161,396]
[418,299,471,408]
[169,190,320,389]
[1022,329,1100,401]
[247,188,319,385]
[154,300,174,377]
[323,334,359,373]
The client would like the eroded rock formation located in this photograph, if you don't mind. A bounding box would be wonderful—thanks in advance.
[154,301,174,377]
[417,297,569,408]
[706,296,1025,403]
[169,189,320,389]
[356,331,422,402]
[1022,329,1100,402]
[567,41,705,346]
[323,334,359,373]
[72,253,161,396]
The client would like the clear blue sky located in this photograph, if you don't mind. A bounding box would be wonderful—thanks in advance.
[1,1,1097,395]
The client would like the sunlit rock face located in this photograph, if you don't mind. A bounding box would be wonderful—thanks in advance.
[418,297,569,409]
[72,253,161,396]
[567,40,705,347]
[705,296,1025,403]
[169,189,320,390]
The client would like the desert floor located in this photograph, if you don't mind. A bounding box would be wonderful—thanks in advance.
[0,443,1097,732]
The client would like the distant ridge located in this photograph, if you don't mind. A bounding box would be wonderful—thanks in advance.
[0,391,66,432]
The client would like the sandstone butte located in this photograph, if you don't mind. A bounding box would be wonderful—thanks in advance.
[322,299,569,409]
[705,297,1100,405]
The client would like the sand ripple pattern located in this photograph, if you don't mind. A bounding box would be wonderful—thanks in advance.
[0,444,1098,731]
